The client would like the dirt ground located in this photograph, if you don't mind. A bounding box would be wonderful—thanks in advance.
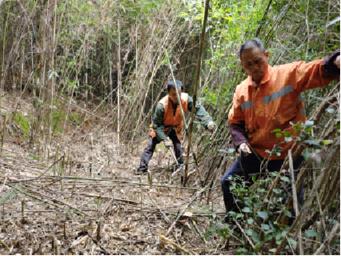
[0,93,231,255]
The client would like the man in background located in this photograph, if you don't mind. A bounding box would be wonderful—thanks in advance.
[136,79,216,174]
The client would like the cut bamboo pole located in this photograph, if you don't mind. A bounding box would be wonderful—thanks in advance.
[117,9,122,147]
[184,0,210,186]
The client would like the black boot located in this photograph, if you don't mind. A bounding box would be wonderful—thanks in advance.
[134,166,148,175]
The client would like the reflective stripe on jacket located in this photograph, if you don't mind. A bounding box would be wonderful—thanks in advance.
[228,54,339,160]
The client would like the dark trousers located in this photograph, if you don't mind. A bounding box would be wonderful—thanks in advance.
[139,129,183,170]
[221,153,303,212]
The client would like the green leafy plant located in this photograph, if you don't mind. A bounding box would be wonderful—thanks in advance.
[13,112,31,138]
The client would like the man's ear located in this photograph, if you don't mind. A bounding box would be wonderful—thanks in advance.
[239,57,244,68]
[264,50,270,59]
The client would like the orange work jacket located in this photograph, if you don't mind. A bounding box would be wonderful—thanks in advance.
[149,93,189,141]
[228,60,335,160]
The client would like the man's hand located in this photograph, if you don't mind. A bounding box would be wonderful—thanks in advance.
[238,142,252,154]
[164,138,173,148]
[207,121,216,133]
[334,55,340,69]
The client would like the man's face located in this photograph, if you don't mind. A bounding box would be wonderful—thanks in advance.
[240,47,269,84]
[168,88,181,104]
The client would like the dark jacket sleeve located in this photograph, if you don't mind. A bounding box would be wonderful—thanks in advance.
[187,96,213,128]
[229,122,248,149]
[322,50,340,79]
[152,103,167,141]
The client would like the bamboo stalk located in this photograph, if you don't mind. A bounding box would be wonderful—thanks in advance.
[184,0,210,186]
[314,189,332,254]
[8,175,200,191]
[117,8,121,146]
[234,220,256,252]
[288,149,303,255]
[0,115,6,153]
[21,200,25,223]
[166,185,209,236]
[96,220,101,241]
[314,222,339,255]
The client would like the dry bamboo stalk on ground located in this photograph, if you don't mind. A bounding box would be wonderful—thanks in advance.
[166,185,209,236]
[8,175,200,191]
[9,183,88,217]
[159,234,194,255]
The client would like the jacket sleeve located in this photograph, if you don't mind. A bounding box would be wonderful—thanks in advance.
[294,50,340,92]
[152,103,167,141]
[228,90,248,148]
[229,123,248,149]
[187,96,213,128]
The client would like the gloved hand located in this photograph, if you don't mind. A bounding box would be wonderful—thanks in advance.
[164,138,173,148]
[207,121,216,132]
[238,142,252,155]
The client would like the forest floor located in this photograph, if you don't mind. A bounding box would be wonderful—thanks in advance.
[0,91,231,255]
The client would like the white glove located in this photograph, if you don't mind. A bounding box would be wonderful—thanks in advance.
[164,139,173,148]
[238,142,252,154]
[207,121,216,132]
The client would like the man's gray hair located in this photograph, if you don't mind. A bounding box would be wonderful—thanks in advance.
[239,38,266,57]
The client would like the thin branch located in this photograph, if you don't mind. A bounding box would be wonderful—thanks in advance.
[314,223,340,255]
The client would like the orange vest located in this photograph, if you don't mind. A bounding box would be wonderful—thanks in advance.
[228,61,333,160]
[149,93,189,141]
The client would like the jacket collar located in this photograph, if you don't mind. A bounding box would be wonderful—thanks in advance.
[246,64,272,87]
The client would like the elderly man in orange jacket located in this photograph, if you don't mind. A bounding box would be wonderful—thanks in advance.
[136,79,216,174]
[221,38,340,216]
